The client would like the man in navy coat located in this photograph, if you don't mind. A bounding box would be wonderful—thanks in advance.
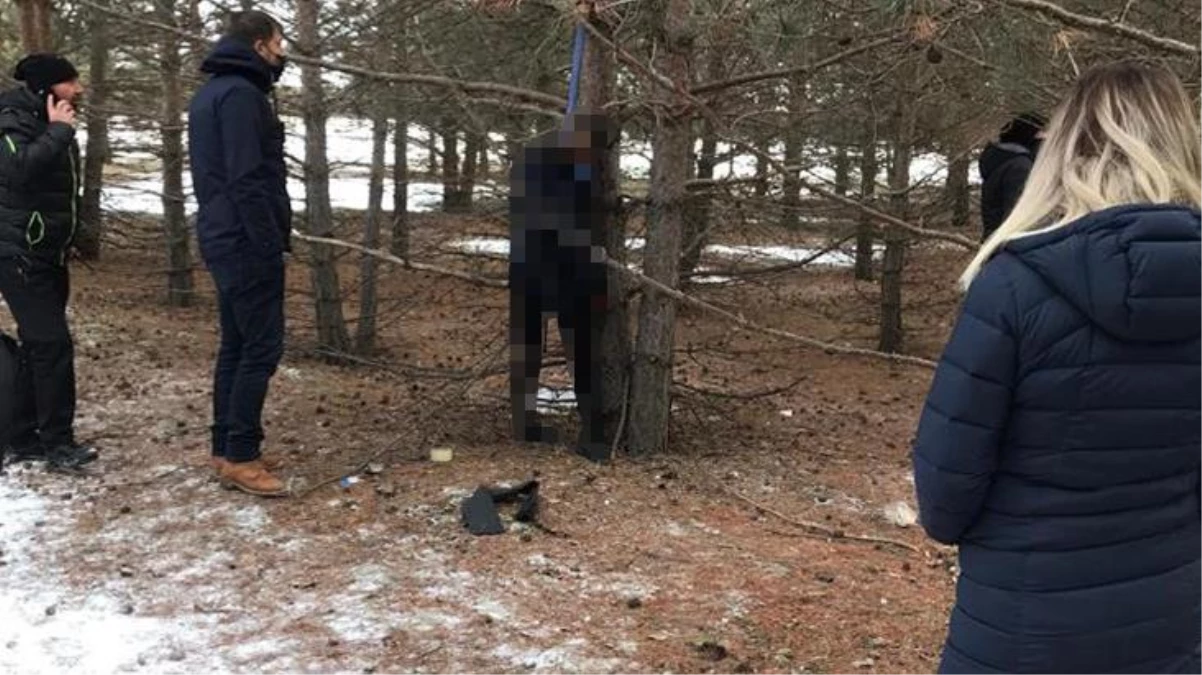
[188,10,290,496]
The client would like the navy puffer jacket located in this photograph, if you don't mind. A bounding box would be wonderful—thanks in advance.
[912,204,1201,674]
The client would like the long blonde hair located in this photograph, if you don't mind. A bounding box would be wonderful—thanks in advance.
[961,61,1202,288]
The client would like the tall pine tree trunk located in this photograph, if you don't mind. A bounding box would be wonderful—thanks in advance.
[681,126,715,277]
[440,122,462,212]
[391,116,409,258]
[15,0,53,52]
[628,0,692,455]
[297,0,349,353]
[855,125,878,281]
[946,149,970,228]
[780,77,805,230]
[459,132,480,211]
[156,0,192,307]
[580,7,629,450]
[834,145,850,196]
[878,98,913,354]
[356,111,388,353]
[77,5,109,261]
[425,126,438,177]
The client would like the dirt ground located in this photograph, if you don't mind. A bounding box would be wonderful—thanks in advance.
[0,212,970,674]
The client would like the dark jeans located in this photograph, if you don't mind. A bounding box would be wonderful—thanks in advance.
[509,262,605,445]
[208,254,284,463]
[0,256,75,448]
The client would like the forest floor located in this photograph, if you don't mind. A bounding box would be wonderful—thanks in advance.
[0,210,971,674]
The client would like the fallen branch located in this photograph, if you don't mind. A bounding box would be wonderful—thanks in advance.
[797,179,979,250]
[723,486,921,555]
[290,229,508,288]
[605,256,938,370]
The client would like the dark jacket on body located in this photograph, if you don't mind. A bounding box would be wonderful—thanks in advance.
[188,37,290,264]
[979,142,1035,241]
[913,204,1201,673]
[0,86,81,265]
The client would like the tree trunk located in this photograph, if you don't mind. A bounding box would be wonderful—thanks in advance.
[878,100,913,354]
[681,124,715,277]
[477,138,489,181]
[297,0,350,353]
[458,132,480,212]
[441,123,461,212]
[15,0,53,52]
[946,150,971,228]
[579,8,629,451]
[77,6,109,261]
[391,116,410,258]
[628,0,692,456]
[855,127,878,282]
[356,111,388,353]
[834,145,850,196]
[425,126,438,177]
[156,0,192,307]
[753,142,769,198]
[780,78,805,230]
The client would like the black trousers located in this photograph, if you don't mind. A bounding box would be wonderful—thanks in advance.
[509,261,605,446]
[208,254,285,463]
[0,256,76,448]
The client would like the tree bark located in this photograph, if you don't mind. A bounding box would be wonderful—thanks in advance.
[579,10,629,451]
[77,5,109,261]
[297,0,350,353]
[681,123,715,277]
[391,115,410,258]
[946,150,971,228]
[780,77,805,230]
[459,132,480,211]
[834,145,850,196]
[15,0,53,52]
[855,126,878,281]
[156,0,192,307]
[356,111,388,353]
[425,126,438,177]
[878,98,913,354]
[440,122,462,212]
[628,0,692,456]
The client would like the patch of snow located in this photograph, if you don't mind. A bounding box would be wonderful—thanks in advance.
[882,501,918,528]
[492,639,624,674]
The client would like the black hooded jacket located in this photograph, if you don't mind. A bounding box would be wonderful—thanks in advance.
[979,142,1034,241]
[0,85,81,265]
[188,36,291,264]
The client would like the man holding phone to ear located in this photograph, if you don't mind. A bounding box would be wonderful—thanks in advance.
[0,53,97,471]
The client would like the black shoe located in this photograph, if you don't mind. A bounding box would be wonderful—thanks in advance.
[45,443,98,470]
[6,442,46,463]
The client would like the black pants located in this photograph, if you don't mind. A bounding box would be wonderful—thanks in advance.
[509,262,605,446]
[208,255,285,463]
[0,256,76,448]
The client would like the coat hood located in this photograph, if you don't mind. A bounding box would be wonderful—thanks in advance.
[200,36,279,92]
[1005,204,1201,343]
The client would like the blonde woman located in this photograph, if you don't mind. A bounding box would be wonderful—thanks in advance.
[912,61,1201,673]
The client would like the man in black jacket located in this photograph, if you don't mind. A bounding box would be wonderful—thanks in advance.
[979,112,1046,241]
[188,10,290,496]
[0,53,97,470]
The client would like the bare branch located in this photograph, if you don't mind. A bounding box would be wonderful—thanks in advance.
[290,229,509,288]
[997,0,1198,57]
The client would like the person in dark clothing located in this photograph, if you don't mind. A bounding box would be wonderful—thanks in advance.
[508,111,614,464]
[188,10,290,496]
[913,62,1200,674]
[0,53,98,470]
[978,112,1045,241]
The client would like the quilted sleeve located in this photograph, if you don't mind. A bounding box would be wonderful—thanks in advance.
[912,256,1020,545]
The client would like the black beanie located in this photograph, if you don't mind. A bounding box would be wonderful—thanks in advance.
[13,53,80,95]
[999,112,1047,150]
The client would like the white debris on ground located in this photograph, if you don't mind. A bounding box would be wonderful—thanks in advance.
[882,500,919,528]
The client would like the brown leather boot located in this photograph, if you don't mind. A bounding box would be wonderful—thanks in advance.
[211,455,281,477]
[220,460,288,497]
